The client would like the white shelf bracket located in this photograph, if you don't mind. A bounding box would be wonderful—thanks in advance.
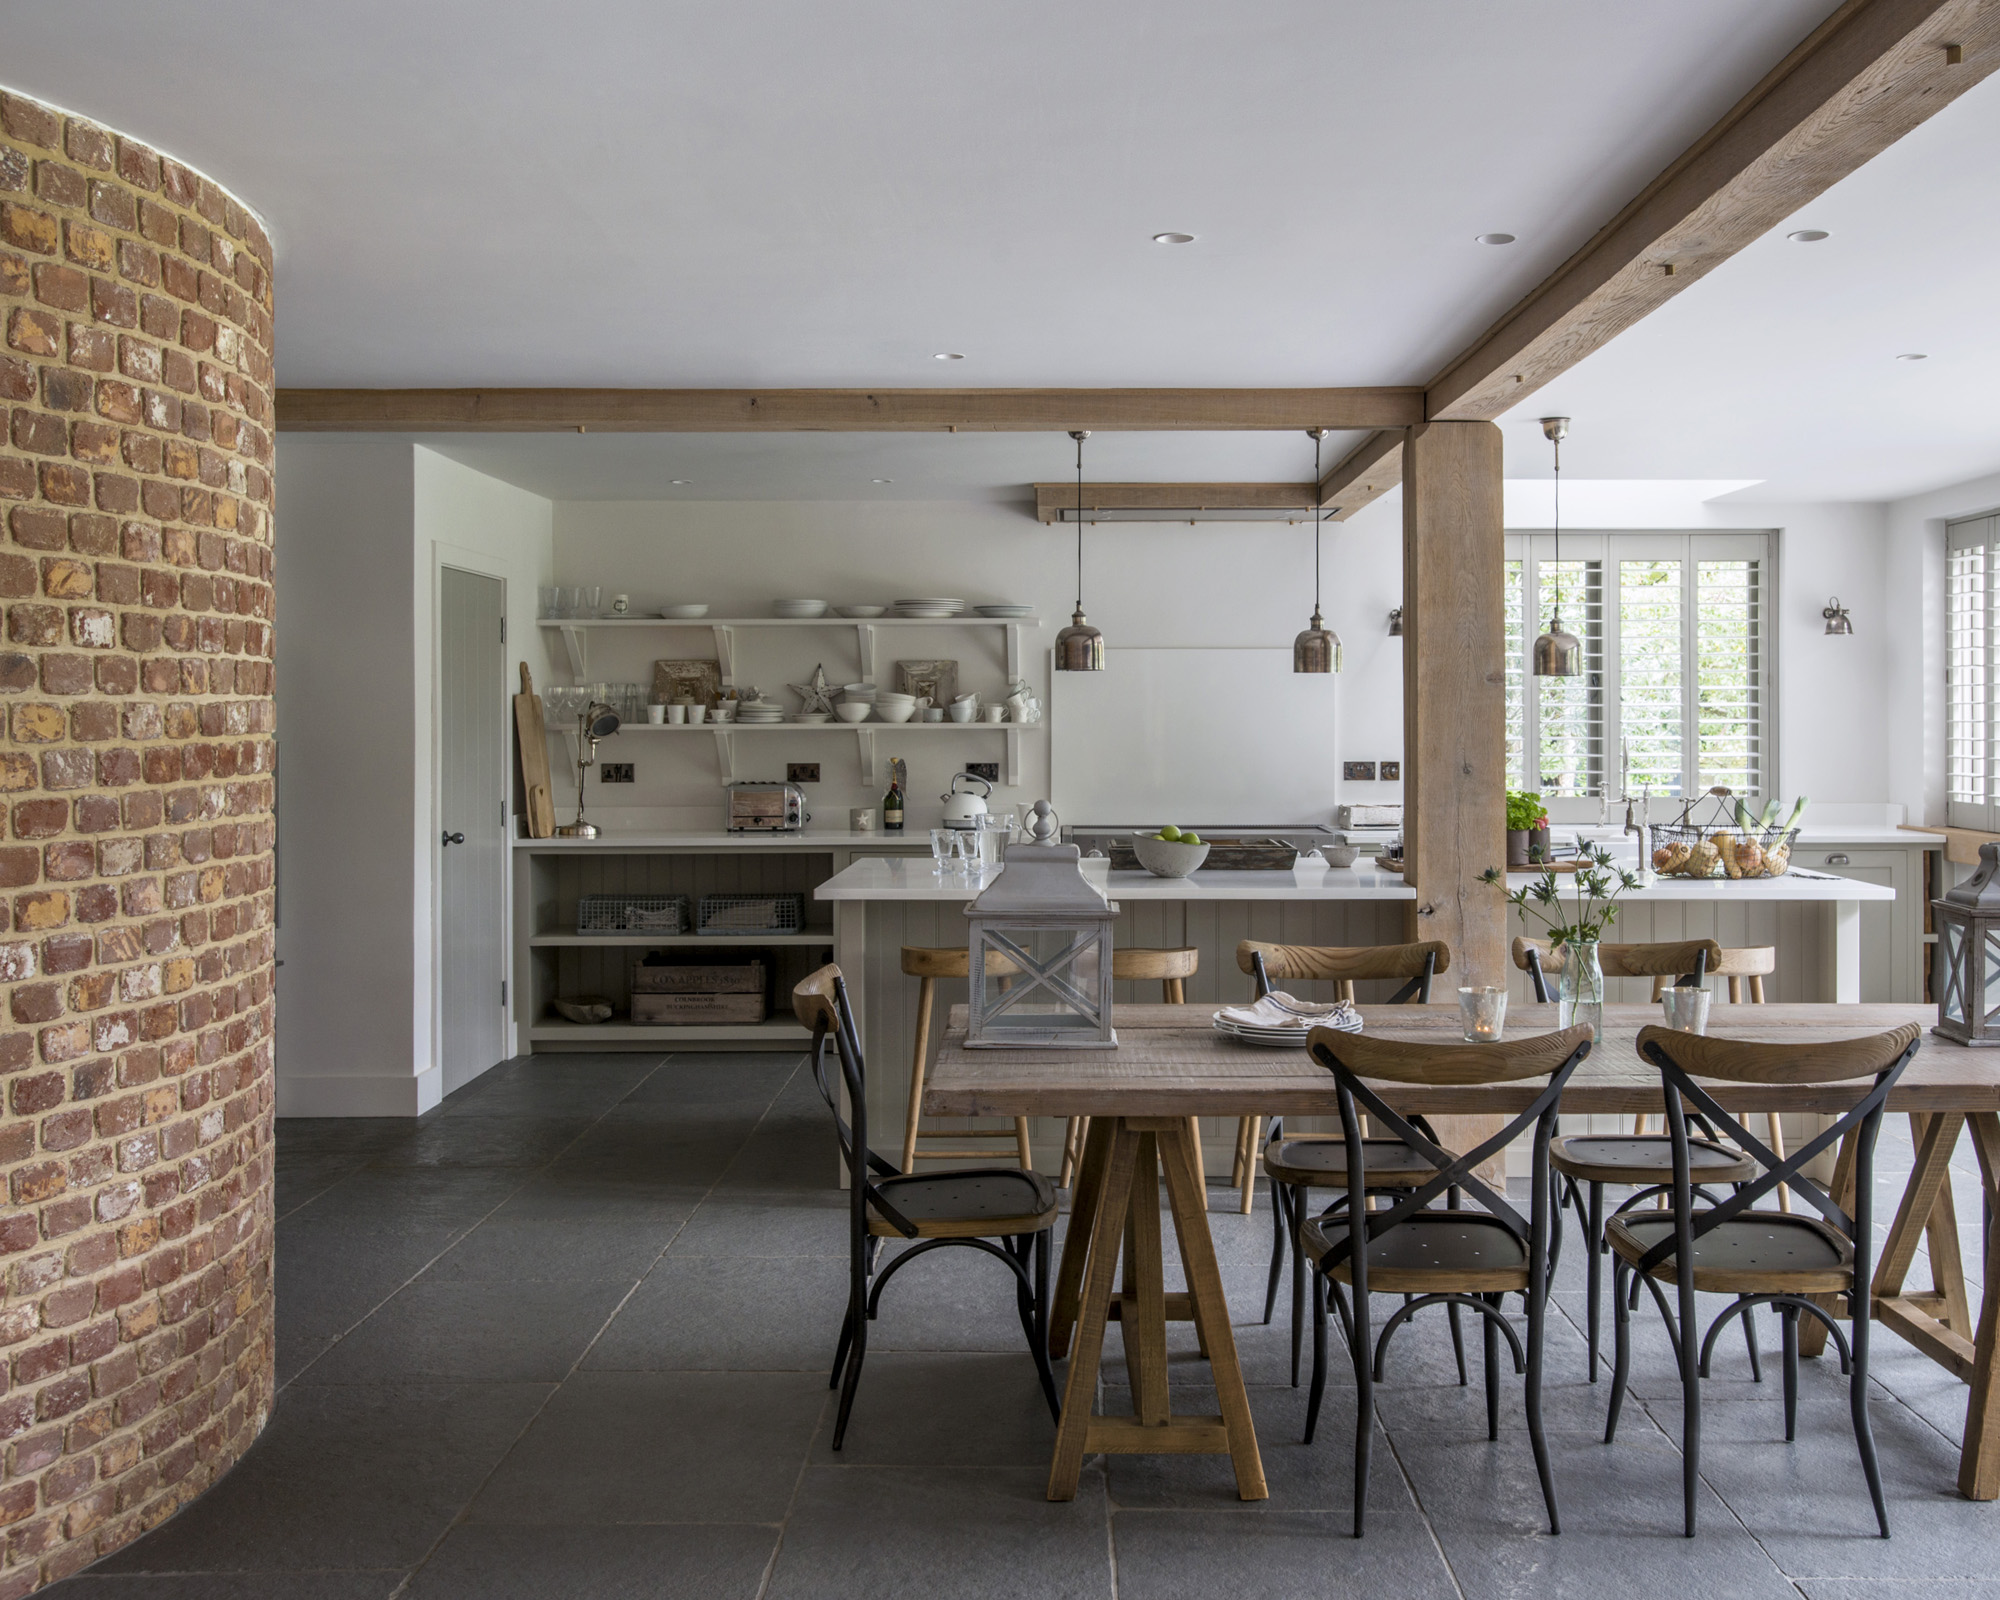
[710,625,737,687]
[557,624,589,680]
[856,623,878,685]
[712,728,736,785]
[1005,623,1022,683]
[1005,727,1022,787]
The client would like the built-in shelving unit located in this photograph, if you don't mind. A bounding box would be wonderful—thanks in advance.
[538,614,1044,785]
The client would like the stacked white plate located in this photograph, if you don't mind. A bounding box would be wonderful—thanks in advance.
[895,598,966,618]
[734,700,787,723]
[773,599,829,618]
[657,603,709,619]
[975,603,1035,617]
[1211,996,1364,1049]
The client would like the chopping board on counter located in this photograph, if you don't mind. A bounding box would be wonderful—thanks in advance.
[514,663,556,838]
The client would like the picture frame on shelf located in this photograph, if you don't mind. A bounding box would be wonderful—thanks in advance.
[896,658,958,707]
[653,658,723,709]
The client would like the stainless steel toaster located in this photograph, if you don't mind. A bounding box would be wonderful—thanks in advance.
[727,781,809,832]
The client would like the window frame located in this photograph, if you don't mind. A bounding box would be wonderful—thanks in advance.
[1505,529,1777,823]
[1946,512,2000,832]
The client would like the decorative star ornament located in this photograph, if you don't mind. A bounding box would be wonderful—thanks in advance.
[789,664,837,716]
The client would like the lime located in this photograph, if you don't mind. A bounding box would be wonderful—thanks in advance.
[1158,825,1182,841]
[1179,832,1202,846]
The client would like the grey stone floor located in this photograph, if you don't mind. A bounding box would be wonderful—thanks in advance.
[47,1051,2000,1599]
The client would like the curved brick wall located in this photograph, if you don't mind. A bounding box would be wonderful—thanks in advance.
[0,90,274,1594]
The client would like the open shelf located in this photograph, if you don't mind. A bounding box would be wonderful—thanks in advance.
[616,722,1040,733]
[530,931,834,947]
[526,1017,813,1044]
[539,614,1039,682]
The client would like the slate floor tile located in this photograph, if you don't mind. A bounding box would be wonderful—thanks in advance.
[1112,1507,1459,1599]
[585,1254,848,1371]
[305,1277,634,1383]
[47,1578,404,1599]
[403,1522,778,1600]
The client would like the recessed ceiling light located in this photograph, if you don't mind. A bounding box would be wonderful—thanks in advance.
[1896,352,1928,362]
[934,352,965,361]
[1788,229,1830,242]
[1151,232,1195,245]
[872,478,893,485]
[669,478,691,485]
[1476,233,1516,245]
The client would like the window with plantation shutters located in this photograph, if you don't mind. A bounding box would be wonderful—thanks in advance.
[1504,532,1774,821]
[1947,514,2000,831]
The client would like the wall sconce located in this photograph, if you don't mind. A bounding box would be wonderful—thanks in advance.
[1387,607,1404,637]
[1822,597,1853,636]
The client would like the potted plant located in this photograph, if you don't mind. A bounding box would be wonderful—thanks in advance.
[1482,845,1641,1039]
[1505,790,1550,868]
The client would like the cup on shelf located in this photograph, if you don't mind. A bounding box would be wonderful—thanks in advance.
[611,593,630,615]
[710,705,735,724]
[946,700,975,723]
[539,586,561,618]
[982,704,1007,723]
[667,704,687,724]
[582,586,602,616]
[923,707,945,723]
[565,587,585,617]
[646,704,666,724]
[851,808,876,833]
[687,703,707,725]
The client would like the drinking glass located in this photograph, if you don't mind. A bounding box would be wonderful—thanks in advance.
[1458,986,1508,1042]
[538,585,559,618]
[583,586,602,616]
[931,828,958,876]
[1660,986,1712,1034]
[564,586,585,617]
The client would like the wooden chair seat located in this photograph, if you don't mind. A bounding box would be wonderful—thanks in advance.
[1263,1136,1437,1190]
[1606,1211,1853,1294]
[868,1168,1060,1239]
[1303,1212,1530,1295]
[1550,1133,1756,1187]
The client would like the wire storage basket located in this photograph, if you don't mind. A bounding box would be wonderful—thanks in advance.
[1648,788,1798,879]
[576,893,691,936]
[697,893,806,936]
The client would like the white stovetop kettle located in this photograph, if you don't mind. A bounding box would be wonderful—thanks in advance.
[940,772,991,828]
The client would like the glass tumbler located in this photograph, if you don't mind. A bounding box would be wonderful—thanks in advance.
[1458,986,1508,1042]
[1660,986,1712,1034]
[583,586,602,616]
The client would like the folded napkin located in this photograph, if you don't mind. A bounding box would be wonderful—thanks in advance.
[1215,992,1360,1031]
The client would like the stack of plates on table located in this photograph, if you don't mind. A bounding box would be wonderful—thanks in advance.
[657,603,709,619]
[894,598,966,617]
[1211,992,1363,1048]
[975,603,1034,617]
[734,700,787,723]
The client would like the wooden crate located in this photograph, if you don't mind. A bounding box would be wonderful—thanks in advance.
[631,961,766,995]
[630,991,767,1025]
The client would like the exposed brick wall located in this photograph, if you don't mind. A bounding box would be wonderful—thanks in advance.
[0,89,275,1595]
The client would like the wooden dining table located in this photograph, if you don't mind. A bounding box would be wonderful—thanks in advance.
[925,1000,2000,1503]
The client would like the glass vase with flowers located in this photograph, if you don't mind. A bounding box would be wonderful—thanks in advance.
[1482,845,1640,1040]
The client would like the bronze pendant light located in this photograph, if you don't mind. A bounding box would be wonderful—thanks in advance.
[1531,415,1581,677]
[1293,428,1342,673]
[1054,430,1105,671]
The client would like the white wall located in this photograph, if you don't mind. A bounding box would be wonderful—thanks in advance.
[551,496,1407,834]
[274,440,552,1116]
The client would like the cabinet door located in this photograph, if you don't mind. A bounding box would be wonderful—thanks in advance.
[1807,846,1914,1003]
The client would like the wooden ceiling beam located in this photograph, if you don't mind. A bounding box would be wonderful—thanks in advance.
[275,387,1424,434]
[1426,0,2000,422]
[1030,482,1321,522]
[1317,430,1405,521]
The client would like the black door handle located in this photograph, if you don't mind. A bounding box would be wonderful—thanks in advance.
[442,831,465,846]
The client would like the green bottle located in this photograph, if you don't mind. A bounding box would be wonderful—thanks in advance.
[883,774,904,832]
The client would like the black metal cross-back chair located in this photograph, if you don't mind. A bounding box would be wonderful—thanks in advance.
[1605,1022,1923,1539]
[1299,1022,1595,1538]
[1239,940,1467,1389]
[792,964,1061,1449]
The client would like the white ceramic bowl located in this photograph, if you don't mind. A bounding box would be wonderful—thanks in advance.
[657,603,709,619]
[874,693,915,708]
[773,599,829,618]
[1323,845,1359,868]
[834,703,871,723]
[1131,835,1211,878]
[946,702,976,723]
[875,702,917,723]
[836,605,886,618]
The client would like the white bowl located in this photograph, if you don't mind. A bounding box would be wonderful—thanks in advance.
[834,703,872,723]
[1131,835,1211,878]
[836,605,886,618]
[874,693,916,707]
[875,702,917,723]
[657,603,710,619]
[1323,844,1359,868]
[946,702,976,723]
[773,599,829,617]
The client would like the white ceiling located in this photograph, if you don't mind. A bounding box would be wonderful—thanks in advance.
[11,0,1997,504]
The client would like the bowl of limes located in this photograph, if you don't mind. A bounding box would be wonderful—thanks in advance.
[1131,826,1210,877]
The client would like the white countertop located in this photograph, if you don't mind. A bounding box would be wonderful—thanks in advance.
[514,830,928,850]
[816,858,1417,902]
[1505,870,1894,902]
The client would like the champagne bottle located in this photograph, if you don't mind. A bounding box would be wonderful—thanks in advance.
[883,774,904,832]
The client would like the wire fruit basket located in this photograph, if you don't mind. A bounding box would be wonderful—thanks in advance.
[1648,788,1798,880]
[697,893,806,935]
[577,894,690,935]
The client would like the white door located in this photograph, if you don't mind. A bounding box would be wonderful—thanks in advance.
[439,567,507,1092]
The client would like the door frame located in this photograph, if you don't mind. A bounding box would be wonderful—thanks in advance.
[428,542,513,1097]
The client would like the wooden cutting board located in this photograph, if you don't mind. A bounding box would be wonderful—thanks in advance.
[514,663,556,838]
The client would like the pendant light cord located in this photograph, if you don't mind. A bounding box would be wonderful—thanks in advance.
[1074,432,1085,610]
[1551,435,1562,616]
[1313,431,1323,613]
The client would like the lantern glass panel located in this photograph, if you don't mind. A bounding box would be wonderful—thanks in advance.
[1983,929,2000,1028]
[1938,916,1969,1028]
[975,925,1107,1041]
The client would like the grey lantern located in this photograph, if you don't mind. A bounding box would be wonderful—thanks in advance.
[1934,841,2000,1045]
[965,802,1118,1048]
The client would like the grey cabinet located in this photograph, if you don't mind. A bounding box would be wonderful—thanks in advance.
[1805,841,1930,1004]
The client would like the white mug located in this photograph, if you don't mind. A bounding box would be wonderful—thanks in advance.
[667,704,687,724]
[688,704,707,724]
[646,704,666,724]
[982,704,1006,723]
[611,593,630,615]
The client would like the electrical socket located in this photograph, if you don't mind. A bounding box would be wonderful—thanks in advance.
[1380,761,1400,781]
[599,763,635,784]
[787,763,820,784]
[1343,761,1377,781]
[965,762,999,783]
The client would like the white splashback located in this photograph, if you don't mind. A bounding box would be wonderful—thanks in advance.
[1050,648,1340,825]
